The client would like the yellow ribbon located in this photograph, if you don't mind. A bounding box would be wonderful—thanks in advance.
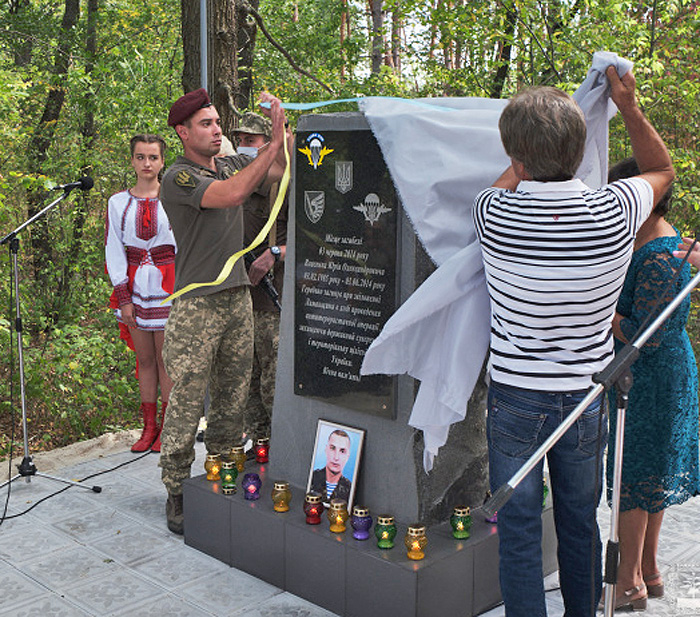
[165,145,291,303]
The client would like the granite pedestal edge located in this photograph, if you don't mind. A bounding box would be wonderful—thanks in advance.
[184,469,558,617]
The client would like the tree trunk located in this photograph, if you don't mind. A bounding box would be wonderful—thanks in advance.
[236,0,259,111]
[209,0,239,136]
[340,0,350,80]
[9,0,33,66]
[62,0,98,306]
[489,5,516,98]
[368,0,384,74]
[26,0,80,301]
[180,0,201,93]
[181,0,255,136]
[390,4,402,74]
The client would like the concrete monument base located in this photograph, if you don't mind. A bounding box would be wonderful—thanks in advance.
[183,470,558,617]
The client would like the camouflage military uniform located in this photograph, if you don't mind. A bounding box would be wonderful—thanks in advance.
[238,113,288,441]
[160,288,252,494]
[244,310,280,439]
[159,153,255,496]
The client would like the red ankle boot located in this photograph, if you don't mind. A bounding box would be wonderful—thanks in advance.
[131,402,159,452]
[150,401,167,453]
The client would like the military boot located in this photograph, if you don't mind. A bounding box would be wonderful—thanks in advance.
[166,492,184,535]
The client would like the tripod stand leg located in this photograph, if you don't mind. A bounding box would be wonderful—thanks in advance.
[0,475,24,491]
[3,240,102,497]
[603,370,633,617]
[35,472,101,493]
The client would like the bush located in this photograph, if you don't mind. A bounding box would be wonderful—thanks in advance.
[0,304,140,459]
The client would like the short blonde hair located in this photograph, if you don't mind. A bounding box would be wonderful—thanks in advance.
[499,87,586,181]
[218,135,236,157]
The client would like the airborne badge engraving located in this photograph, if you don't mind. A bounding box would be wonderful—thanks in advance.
[298,133,333,169]
[335,161,353,194]
[354,193,392,226]
[304,191,325,223]
[174,170,197,188]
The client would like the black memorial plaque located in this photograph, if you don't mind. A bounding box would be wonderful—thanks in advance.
[294,126,397,418]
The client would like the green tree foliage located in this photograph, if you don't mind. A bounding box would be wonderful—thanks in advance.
[0,0,183,455]
[0,0,699,455]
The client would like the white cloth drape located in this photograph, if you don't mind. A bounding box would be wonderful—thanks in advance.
[360,52,634,471]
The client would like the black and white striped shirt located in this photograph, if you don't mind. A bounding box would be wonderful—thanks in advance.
[472,177,653,391]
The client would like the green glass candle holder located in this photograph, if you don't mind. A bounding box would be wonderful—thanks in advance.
[220,461,238,495]
[450,506,472,539]
[375,514,397,549]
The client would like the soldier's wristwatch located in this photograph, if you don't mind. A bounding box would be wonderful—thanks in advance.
[270,245,281,262]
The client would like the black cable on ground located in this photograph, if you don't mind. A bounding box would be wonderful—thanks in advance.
[0,449,153,522]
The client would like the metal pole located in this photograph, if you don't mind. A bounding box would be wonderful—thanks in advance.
[200,0,207,91]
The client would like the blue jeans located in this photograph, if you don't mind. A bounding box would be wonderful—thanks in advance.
[487,381,607,617]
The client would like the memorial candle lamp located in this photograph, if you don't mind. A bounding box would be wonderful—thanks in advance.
[450,506,472,540]
[271,481,291,512]
[220,461,238,495]
[255,438,270,464]
[204,454,222,481]
[303,492,324,525]
[231,446,246,472]
[242,473,261,500]
[350,505,373,540]
[375,515,397,549]
[404,524,428,561]
[327,499,349,533]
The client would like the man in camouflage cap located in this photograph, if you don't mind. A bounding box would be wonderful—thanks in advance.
[233,112,288,446]
[159,89,289,535]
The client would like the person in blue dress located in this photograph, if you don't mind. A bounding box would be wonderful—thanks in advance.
[607,157,700,610]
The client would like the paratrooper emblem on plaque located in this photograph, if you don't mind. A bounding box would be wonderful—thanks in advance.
[304,191,325,224]
[335,161,353,194]
[354,193,391,226]
[299,133,334,169]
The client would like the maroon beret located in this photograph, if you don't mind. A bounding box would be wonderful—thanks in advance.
[167,88,212,127]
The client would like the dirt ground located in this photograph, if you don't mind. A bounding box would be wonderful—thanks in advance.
[0,430,141,482]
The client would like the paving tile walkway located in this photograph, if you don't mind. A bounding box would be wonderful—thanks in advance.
[1,439,699,616]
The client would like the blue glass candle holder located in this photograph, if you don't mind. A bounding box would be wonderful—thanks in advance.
[350,505,373,540]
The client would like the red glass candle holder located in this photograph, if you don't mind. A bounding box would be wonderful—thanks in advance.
[255,438,270,464]
[303,492,324,524]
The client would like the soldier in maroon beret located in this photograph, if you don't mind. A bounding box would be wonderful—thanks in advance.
[158,90,290,535]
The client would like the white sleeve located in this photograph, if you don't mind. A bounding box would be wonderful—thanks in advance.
[607,177,655,236]
[104,193,129,288]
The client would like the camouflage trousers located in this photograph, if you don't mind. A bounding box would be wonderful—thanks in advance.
[159,286,253,495]
[243,310,281,441]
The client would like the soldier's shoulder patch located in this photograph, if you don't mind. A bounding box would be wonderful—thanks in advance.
[175,170,197,188]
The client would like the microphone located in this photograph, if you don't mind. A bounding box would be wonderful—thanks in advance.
[52,177,94,192]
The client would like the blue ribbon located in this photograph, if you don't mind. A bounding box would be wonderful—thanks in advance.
[259,96,455,113]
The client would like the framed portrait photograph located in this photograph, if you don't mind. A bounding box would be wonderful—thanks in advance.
[306,419,366,510]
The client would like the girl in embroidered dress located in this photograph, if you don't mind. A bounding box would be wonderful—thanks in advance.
[105,134,176,453]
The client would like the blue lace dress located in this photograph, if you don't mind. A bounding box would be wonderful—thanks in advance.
[607,232,700,512]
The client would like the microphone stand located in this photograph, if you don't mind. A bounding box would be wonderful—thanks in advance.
[483,267,700,617]
[0,190,101,494]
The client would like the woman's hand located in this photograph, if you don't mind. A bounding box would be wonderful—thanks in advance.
[121,303,138,329]
[673,237,700,268]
